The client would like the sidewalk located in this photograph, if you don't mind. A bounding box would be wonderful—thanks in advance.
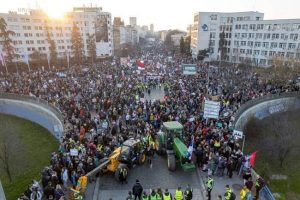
[197,168,244,200]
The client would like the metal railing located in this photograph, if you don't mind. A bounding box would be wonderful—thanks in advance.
[0,93,64,123]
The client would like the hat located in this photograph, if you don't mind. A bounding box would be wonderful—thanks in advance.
[136,179,140,183]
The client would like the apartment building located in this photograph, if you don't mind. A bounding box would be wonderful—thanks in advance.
[191,11,300,66]
[0,6,113,62]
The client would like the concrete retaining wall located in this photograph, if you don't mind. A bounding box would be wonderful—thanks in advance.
[234,93,300,131]
[0,94,64,141]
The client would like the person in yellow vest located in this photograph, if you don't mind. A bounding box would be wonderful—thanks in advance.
[240,185,250,200]
[184,184,193,200]
[163,189,172,200]
[76,174,88,192]
[149,189,157,200]
[224,185,234,200]
[206,175,214,200]
[174,187,183,200]
[142,191,149,200]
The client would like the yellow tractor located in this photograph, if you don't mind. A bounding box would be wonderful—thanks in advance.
[87,138,147,181]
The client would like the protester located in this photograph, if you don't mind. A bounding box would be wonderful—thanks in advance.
[132,179,143,200]
[3,41,297,199]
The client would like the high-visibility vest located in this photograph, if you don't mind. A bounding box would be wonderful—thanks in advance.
[149,194,157,200]
[142,195,148,200]
[174,189,183,200]
[156,194,163,200]
[225,188,232,200]
[207,178,214,189]
[163,193,171,200]
[214,141,221,147]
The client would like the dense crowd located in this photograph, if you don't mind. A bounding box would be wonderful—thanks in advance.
[0,42,299,200]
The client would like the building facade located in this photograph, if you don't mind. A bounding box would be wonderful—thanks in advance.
[191,11,300,66]
[129,17,137,27]
[0,6,113,63]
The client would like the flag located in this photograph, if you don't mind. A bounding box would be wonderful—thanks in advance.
[136,60,145,70]
[187,135,194,160]
[249,151,257,167]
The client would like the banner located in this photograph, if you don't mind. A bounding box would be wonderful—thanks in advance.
[182,64,197,75]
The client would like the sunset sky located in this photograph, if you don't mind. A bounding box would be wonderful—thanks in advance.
[0,0,300,31]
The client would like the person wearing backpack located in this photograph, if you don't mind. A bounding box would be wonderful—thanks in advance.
[224,185,236,200]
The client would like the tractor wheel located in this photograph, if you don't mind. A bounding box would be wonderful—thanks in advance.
[138,153,146,165]
[114,164,128,181]
[167,154,176,171]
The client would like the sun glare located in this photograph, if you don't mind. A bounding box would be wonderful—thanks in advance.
[46,9,65,19]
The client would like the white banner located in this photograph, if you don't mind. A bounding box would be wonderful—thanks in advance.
[233,130,244,139]
[203,100,220,119]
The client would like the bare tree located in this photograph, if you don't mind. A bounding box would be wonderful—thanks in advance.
[245,112,299,169]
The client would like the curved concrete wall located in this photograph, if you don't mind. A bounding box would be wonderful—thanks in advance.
[234,93,300,131]
[0,97,63,141]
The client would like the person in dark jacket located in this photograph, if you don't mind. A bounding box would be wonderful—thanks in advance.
[44,182,55,199]
[132,179,143,200]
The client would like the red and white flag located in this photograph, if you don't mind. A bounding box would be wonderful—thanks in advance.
[249,151,258,167]
[136,60,145,70]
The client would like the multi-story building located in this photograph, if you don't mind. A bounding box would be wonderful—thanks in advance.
[113,17,138,54]
[150,24,154,34]
[129,17,137,27]
[171,33,187,46]
[191,11,300,66]
[0,6,113,62]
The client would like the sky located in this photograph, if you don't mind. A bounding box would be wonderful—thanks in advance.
[0,0,300,31]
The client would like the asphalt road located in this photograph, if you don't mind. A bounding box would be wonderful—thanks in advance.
[97,155,204,200]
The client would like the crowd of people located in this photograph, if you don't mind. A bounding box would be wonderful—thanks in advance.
[0,41,299,200]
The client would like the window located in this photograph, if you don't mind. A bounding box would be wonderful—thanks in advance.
[241,41,246,46]
[257,24,264,30]
[247,41,253,47]
[270,42,278,48]
[262,42,269,48]
[249,24,256,30]
[288,43,296,49]
[255,42,261,47]
[254,50,260,55]
[263,33,270,39]
[269,51,276,56]
[240,49,245,54]
[234,33,240,38]
[246,49,252,54]
[279,43,286,49]
[242,24,248,30]
[242,33,247,38]
[256,33,263,39]
[261,51,268,56]
[234,41,239,46]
